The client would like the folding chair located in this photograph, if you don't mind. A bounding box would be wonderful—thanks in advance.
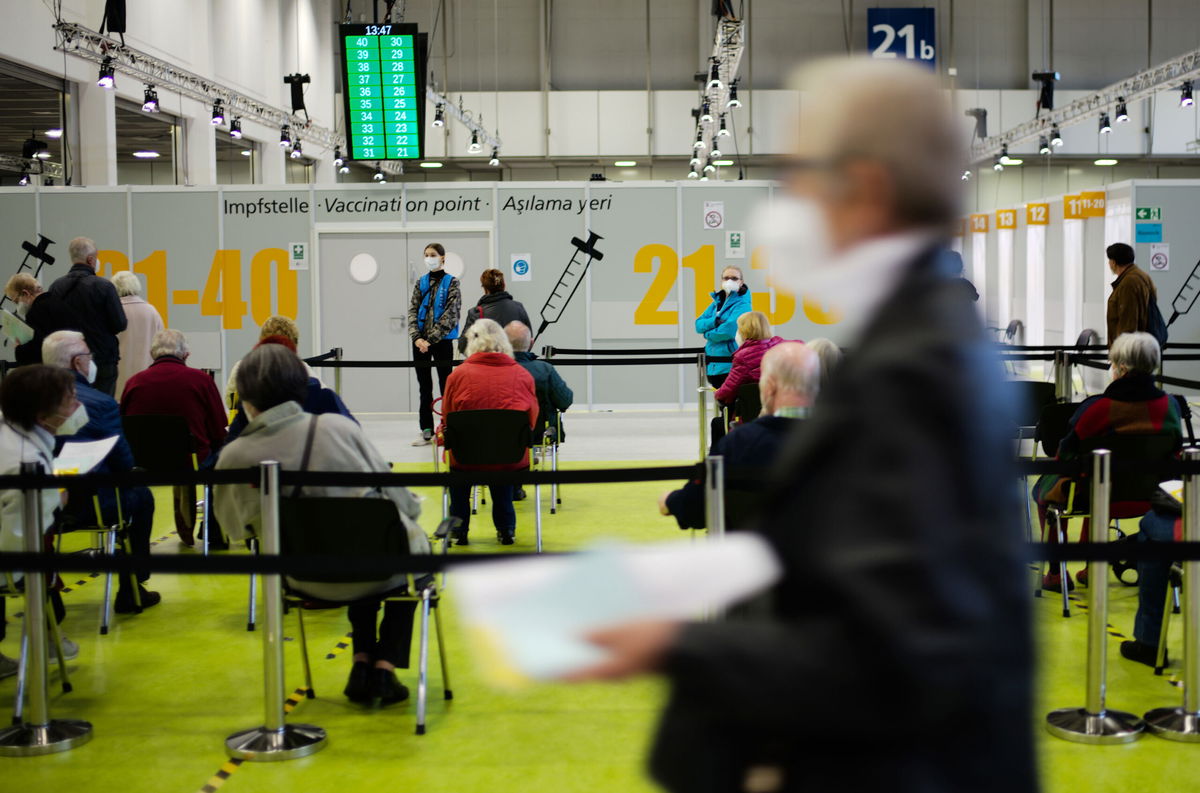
[278,498,453,735]
[1044,433,1180,617]
[122,415,257,629]
[1012,380,1057,452]
[54,489,140,634]
[3,572,74,722]
[443,409,540,550]
[731,383,762,425]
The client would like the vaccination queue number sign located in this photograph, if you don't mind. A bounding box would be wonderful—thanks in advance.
[339,23,428,161]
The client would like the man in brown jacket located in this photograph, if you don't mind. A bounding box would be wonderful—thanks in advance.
[1106,242,1157,345]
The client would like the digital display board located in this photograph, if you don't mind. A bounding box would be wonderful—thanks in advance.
[338,23,427,161]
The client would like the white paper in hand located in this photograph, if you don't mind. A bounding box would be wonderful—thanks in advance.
[453,533,782,683]
[0,309,33,345]
[55,436,119,474]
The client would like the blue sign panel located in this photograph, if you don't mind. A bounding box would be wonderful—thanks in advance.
[1136,223,1164,243]
[867,8,936,70]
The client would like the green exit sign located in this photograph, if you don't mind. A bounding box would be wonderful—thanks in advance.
[1136,207,1162,221]
[339,23,428,162]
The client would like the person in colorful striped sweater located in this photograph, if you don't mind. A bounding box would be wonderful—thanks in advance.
[1033,332,1183,591]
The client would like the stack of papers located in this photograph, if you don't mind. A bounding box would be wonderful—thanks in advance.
[55,436,118,474]
[453,533,781,684]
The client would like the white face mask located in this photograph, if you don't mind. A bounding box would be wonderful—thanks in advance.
[722,279,739,294]
[425,256,442,270]
[735,332,745,347]
[53,403,89,436]
[85,359,98,384]
[14,300,29,318]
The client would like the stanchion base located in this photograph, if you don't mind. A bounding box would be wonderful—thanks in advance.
[0,719,93,756]
[1046,708,1144,744]
[1144,707,1200,742]
[225,724,327,761]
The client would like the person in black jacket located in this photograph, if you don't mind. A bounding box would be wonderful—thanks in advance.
[407,242,461,445]
[45,237,127,396]
[567,58,1034,793]
[4,272,72,366]
[457,269,531,353]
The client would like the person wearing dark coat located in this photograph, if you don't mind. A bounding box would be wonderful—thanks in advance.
[458,269,532,353]
[45,237,128,396]
[4,273,71,366]
[567,58,1035,793]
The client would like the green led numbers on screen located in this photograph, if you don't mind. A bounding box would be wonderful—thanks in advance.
[339,23,426,162]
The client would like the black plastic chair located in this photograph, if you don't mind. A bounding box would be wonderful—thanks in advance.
[732,383,762,424]
[278,497,451,734]
[1034,402,1081,459]
[444,410,544,551]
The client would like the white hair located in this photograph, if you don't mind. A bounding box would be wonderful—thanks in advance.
[1110,332,1160,374]
[69,236,97,265]
[150,328,189,359]
[505,321,532,353]
[803,338,842,393]
[761,342,821,402]
[465,318,513,357]
[42,330,88,370]
[111,270,142,297]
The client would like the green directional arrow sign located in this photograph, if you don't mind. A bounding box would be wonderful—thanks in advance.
[1136,207,1162,221]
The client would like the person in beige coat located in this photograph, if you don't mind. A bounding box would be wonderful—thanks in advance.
[111,271,164,396]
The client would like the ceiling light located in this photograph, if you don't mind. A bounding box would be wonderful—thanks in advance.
[699,175,709,181]
[1115,97,1129,123]
[419,162,443,168]
[468,130,483,154]
[993,156,1004,172]
[1094,158,1119,166]
[707,60,723,90]
[338,164,350,174]
[998,144,1010,164]
[373,168,385,182]
[132,151,160,158]
[703,157,716,174]
[689,154,701,167]
[240,150,252,157]
[726,81,742,109]
[279,125,291,147]
[45,128,62,139]
[289,140,303,159]
[432,103,445,127]
[713,159,734,166]
[710,145,722,158]
[1038,135,1051,155]
[717,114,730,138]
[693,132,705,150]
[229,118,243,139]
[700,101,713,123]
[1098,113,1112,134]
[961,169,971,181]
[614,160,637,167]
[18,171,30,186]
[489,148,500,166]
[687,169,699,180]
[142,85,159,113]
[22,137,49,160]
[334,148,344,167]
[1032,70,1059,111]
[211,99,225,126]
[1050,125,1063,147]
[1003,158,1024,165]
[97,56,115,88]
[1181,80,1194,107]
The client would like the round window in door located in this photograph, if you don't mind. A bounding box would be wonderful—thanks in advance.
[348,252,379,284]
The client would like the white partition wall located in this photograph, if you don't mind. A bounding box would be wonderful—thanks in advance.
[971,229,988,319]
[1062,218,1086,344]
[1025,222,1047,346]
[996,223,1015,330]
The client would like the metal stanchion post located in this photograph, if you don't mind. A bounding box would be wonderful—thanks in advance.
[704,455,725,540]
[1054,350,1071,402]
[1046,449,1145,743]
[0,462,92,756]
[696,353,708,460]
[1144,446,1200,740]
[226,461,327,761]
[333,347,343,396]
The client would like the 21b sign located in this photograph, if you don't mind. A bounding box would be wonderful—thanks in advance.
[868,8,936,70]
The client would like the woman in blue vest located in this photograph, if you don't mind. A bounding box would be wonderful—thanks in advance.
[407,243,461,445]
[695,265,753,389]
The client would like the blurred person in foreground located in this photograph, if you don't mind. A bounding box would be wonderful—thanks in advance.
[567,58,1034,793]
[214,345,429,705]
[660,342,820,531]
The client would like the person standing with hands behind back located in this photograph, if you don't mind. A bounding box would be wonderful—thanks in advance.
[407,243,461,446]
[695,266,752,389]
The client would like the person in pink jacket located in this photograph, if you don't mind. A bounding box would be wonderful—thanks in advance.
[111,271,164,396]
[714,311,794,406]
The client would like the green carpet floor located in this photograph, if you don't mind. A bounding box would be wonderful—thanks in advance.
[1,462,1198,792]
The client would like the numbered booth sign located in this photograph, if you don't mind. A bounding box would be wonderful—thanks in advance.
[1080,191,1106,218]
[1026,203,1050,226]
[1063,195,1086,220]
[339,23,428,161]
[996,209,1017,230]
[868,8,936,68]
[969,214,989,233]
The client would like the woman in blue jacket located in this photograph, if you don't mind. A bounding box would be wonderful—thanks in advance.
[695,266,752,388]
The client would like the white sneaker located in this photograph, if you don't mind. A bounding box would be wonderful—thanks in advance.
[411,430,433,446]
[0,653,17,680]
[48,636,79,662]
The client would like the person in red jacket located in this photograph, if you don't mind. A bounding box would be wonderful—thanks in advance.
[439,318,537,546]
[121,328,228,545]
[714,311,793,406]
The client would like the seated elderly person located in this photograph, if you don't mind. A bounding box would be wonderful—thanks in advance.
[1120,489,1181,666]
[4,272,70,366]
[0,365,83,674]
[224,315,321,409]
[440,318,537,546]
[505,321,573,501]
[43,331,160,613]
[225,334,354,442]
[121,328,228,547]
[1033,331,1183,592]
[214,345,430,705]
[662,342,821,530]
[714,311,789,407]
[804,337,843,392]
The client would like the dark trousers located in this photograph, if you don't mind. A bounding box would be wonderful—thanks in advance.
[72,485,154,593]
[1,586,64,643]
[94,361,119,397]
[449,484,515,536]
[414,339,454,432]
[1134,509,1176,646]
[348,599,417,667]
[707,373,728,451]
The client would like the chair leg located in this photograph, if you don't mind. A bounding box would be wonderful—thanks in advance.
[441,487,449,522]
[121,533,141,609]
[1173,582,1182,615]
[552,442,561,507]
[1055,513,1070,618]
[247,538,258,632]
[416,590,432,735]
[535,483,543,554]
[100,529,116,635]
[296,606,315,698]
[12,625,28,724]
[201,484,212,557]
[45,606,72,694]
[471,485,477,515]
[1156,582,1174,675]
[433,599,452,700]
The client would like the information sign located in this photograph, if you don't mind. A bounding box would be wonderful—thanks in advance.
[969,213,988,233]
[1026,203,1050,225]
[867,8,936,69]
[996,209,1017,230]
[339,23,427,161]
[1063,195,1086,220]
[1079,191,1106,218]
[1136,207,1162,221]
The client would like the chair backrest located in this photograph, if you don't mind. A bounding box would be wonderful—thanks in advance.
[1012,380,1057,428]
[1075,328,1101,349]
[279,496,410,584]
[444,409,531,466]
[732,383,762,424]
[1078,433,1181,504]
[121,414,196,471]
[1035,402,1081,458]
[1004,319,1025,345]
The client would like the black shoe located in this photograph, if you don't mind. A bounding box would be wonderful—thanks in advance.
[1120,639,1165,668]
[369,667,410,705]
[452,529,469,546]
[497,530,515,546]
[513,487,527,501]
[344,661,372,702]
[114,587,161,614]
